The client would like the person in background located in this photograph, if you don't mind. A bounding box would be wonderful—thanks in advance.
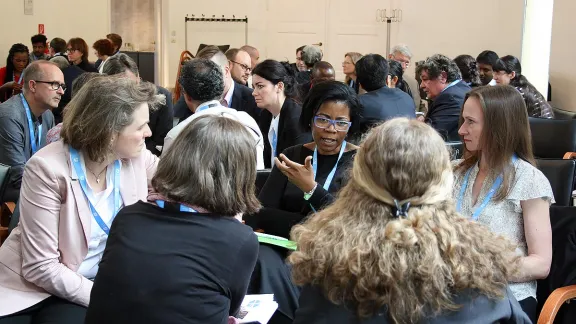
[46,72,100,144]
[93,39,115,73]
[29,34,48,62]
[387,60,413,97]
[164,58,264,169]
[66,38,98,73]
[86,115,260,324]
[0,76,161,323]
[476,50,499,86]
[356,54,415,136]
[416,54,471,141]
[296,45,323,84]
[298,61,335,102]
[48,56,85,125]
[0,61,57,202]
[455,85,553,322]
[49,37,67,59]
[294,45,307,72]
[0,44,29,102]
[389,44,421,109]
[342,52,363,94]
[104,53,173,156]
[454,54,482,88]
[226,48,252,86]
[252,59,312,168]
[290,118,530,324]
[493,55,554,119]
[95,33,123,70]
[240,45,260,70]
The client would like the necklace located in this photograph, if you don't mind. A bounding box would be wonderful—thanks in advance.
[86,166,107,184]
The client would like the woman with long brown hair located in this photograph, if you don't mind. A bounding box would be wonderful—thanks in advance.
[455,85,553,322]
[290,118,530,323]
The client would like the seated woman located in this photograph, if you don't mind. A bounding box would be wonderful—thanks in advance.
[290,118,531,324]
[493,55,554,118]
[0,43,29,102]
[66,37,98,73]
[455,85,553,322]
[252,59,312,168]
[86,115,260,324]
[250,80,361,238]
[454,54,482,88]
[388,60,413,97]
[343,52,363,94]
[0,76,162,323]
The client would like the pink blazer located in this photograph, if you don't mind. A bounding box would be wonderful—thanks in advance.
[0,141,158,316]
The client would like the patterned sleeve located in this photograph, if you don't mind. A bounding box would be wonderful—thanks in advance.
[507,161,555,213]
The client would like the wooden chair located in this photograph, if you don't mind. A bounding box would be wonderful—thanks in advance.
[538,285,576,323]
[172,50,194,104]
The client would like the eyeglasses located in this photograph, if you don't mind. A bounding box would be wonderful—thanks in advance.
[230,60,251,72]
[34,80,67,91]
[66,48,77,54]
[313,116,351,132]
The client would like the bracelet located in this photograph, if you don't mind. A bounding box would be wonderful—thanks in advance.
[303,183,318,201]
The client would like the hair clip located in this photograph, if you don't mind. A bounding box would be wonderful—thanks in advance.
[393,199,411,218]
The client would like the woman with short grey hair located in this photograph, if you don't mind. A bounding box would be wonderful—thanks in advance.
[86,115,260,324]
[0,76,162,323]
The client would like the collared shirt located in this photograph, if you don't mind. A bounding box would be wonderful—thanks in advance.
[268,114,280,167]
[441,79,461,93]
[489,79,497,86]
[29,53,48,61]
[223,81,235,107]
[163,102,265,169]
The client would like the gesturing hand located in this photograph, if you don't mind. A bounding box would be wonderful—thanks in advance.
[274,154,316,193]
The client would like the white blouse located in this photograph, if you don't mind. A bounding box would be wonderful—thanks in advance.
[453,158,554,301]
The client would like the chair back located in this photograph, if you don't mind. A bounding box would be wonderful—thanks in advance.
[0,163,11,204]
[536,159,576,206]
[256,169,271,195]
[553,107,576,120]
[530,118,576,158]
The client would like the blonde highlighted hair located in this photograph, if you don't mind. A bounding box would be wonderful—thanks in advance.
[344,52,363,85]
[289,118,520,323]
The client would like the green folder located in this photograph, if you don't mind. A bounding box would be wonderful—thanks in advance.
[255,232,297,250]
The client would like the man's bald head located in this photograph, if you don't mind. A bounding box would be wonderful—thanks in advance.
[311,61,335,84]
[240,45,260,69]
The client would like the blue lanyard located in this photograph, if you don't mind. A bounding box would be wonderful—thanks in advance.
[456,155,517,220]
[196,102,219,113]
[20,94,42,155]
[70,147,122,235]
[155,200,197,213]
[312,141,347,191]
[271,131,278,158]
[14,73,23,85]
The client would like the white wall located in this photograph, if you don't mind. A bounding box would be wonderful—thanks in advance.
[162,0,525,88]
[0,0,111,64]
[550,0,575,111]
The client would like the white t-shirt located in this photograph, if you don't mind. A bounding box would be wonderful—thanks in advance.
[163,101,265,170]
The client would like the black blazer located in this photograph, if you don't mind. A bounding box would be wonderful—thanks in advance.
[173,82,261,122]
[258,98,312,168]
[359,86,416,134]
[75,59,98,73]
[54,65,85,124]
[146,85,174,156]
[426,81,471,141]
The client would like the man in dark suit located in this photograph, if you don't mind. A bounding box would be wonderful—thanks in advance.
[355,54,415,135]
[416,54,471,141]
[49,56,85,124]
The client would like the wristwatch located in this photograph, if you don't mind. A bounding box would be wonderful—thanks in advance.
[303,183,318,201]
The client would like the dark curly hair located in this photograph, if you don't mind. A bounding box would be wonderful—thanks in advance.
[415,54,461,83]
[388,60,412,95]
[179,58,224,102]
[355,54,388,92]
[4,43,30,84]
[454,55,482,87]
[252,59,297,98]
[299,80,362,135]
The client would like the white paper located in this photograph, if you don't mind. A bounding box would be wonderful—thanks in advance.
[237,294,278,324]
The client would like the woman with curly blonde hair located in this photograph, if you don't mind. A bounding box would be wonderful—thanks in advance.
[289,118,531,324]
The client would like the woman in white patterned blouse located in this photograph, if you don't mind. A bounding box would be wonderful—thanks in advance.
[453,85,553,322]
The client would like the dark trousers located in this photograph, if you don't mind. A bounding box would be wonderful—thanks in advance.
[248,244,300,324]
[519,296,537,323]
[0,297,86,324]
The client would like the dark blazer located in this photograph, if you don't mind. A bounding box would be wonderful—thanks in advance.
[174,82,261,122]
[426,81,470,141]
[75,59,98,73]
[359,86,416,134]
[294,285,531,324]
[146,85,174,156]
[258,98,312,169]
[54,65,85,124]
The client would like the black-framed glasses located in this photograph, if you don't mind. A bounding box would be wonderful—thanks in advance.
[313,116,351,132]
[34,80,67,91]
[230,60,251,72]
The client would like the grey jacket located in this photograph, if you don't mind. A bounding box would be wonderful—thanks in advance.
[0,94,54,201]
